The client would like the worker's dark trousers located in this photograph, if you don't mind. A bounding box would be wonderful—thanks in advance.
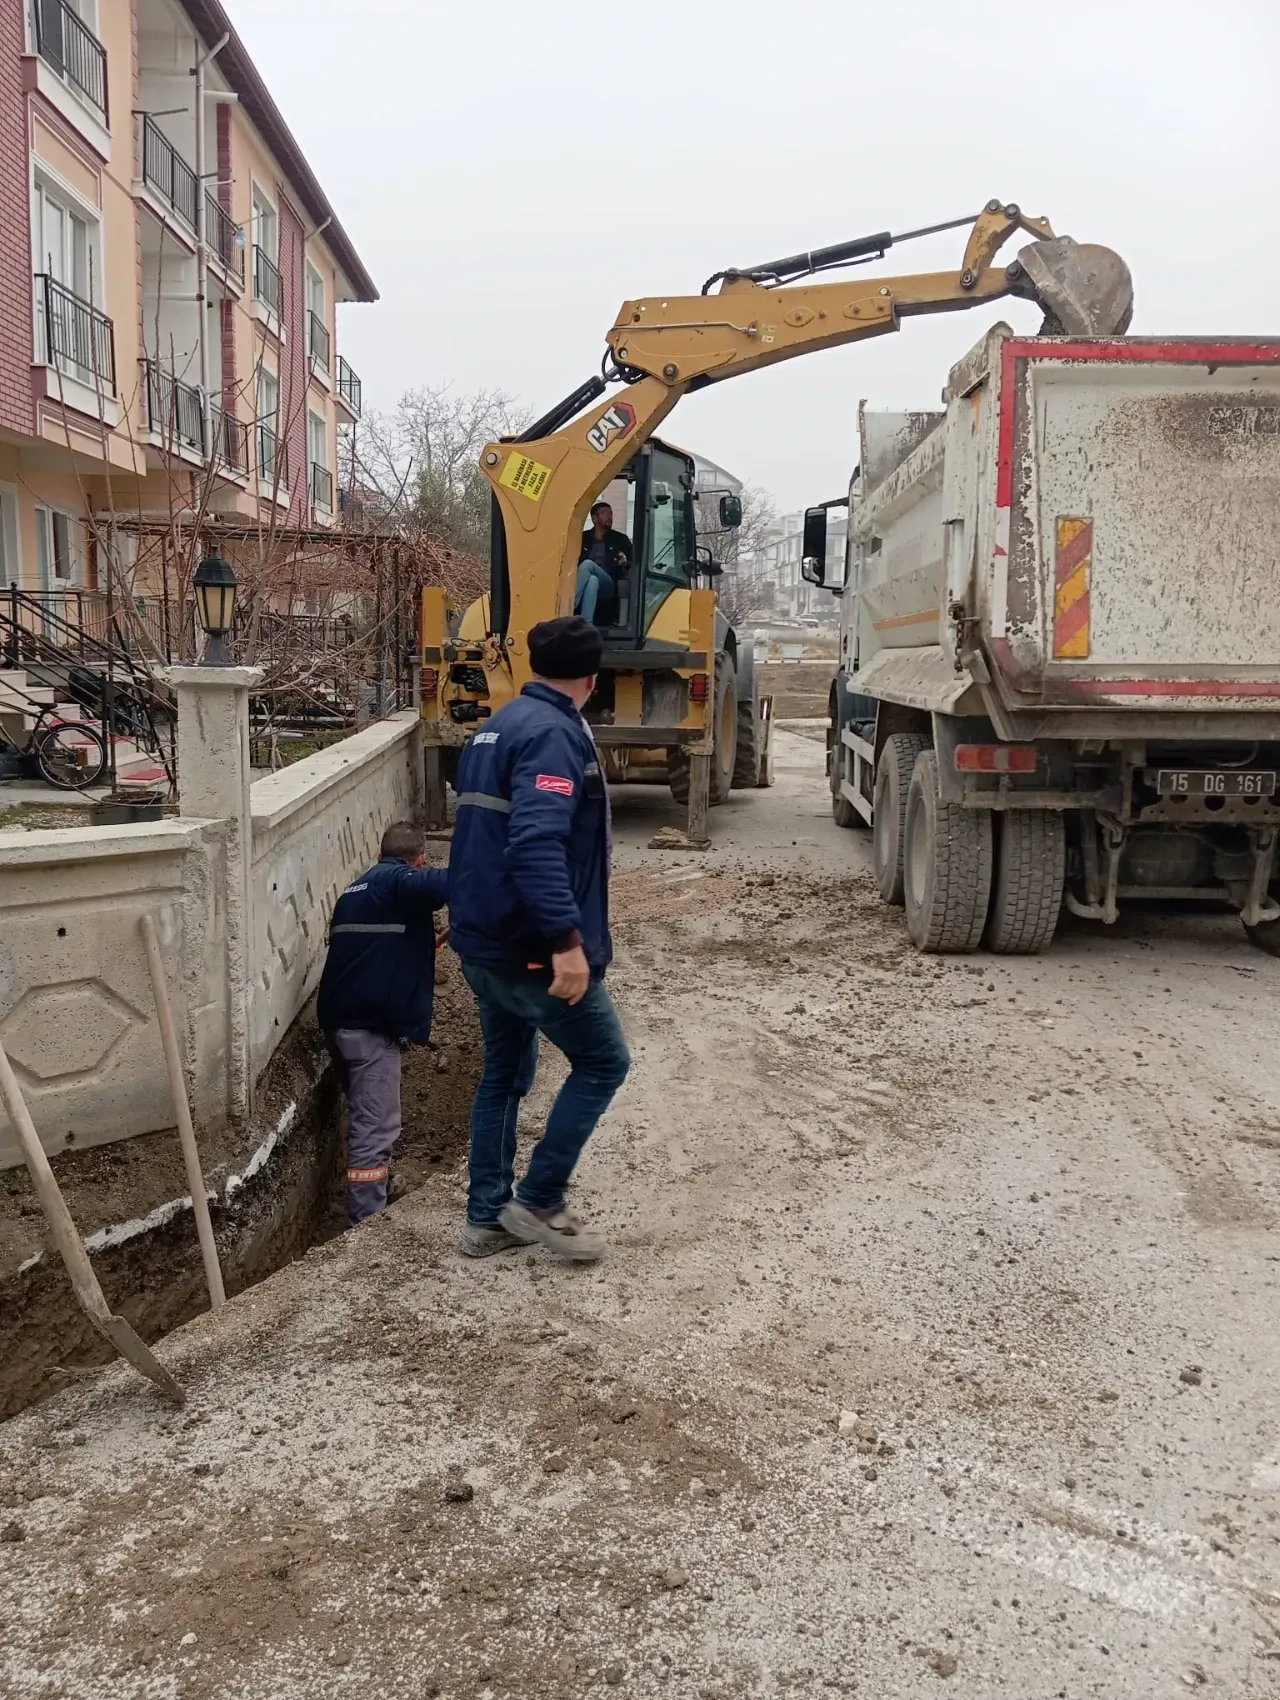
[460,964,630,1227]
[326,1029,402,1227]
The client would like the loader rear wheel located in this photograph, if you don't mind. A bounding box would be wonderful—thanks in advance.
[670,653,737,808]
[984,810,1065,954]
[902,749,993,953]
[873,732,930,903]
[733,696,759,788]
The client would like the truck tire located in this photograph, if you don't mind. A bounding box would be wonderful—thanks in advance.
[984,811,1065,954]
[1244,914,1280,956]
[902,749,993,953]
[670,653,737,807]
[873,732,931,903]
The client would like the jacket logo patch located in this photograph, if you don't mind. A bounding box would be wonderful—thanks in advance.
[535,774,575,797]
[473,731,499,744]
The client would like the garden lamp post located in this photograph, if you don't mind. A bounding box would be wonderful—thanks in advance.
[193,554,237,667]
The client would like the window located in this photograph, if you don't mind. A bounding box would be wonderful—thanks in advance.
[35,506,81,590]
[309,410,332,510]
[257,367,280,483]
[305,263,329,369]
[34,179,92,299]
[0,488,20,587]
[643,448,694,636]
[251,186,277,263]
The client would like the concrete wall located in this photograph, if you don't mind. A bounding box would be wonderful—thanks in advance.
[0,710,422,1167]
[0,819,229,1168]
[249,713,420,1076]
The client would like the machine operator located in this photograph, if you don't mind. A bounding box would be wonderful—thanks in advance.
[575,501,632,626]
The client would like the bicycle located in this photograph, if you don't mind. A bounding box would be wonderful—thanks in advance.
[0,704,108,790]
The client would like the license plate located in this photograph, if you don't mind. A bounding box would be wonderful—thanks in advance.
[1155,769,1277,797]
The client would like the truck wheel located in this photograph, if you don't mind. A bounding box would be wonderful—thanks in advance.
[873,732,931,903]
[902,749,993,953]
[1244,915,1280,956]
[670,654,737,807]
[984,811,1065,954]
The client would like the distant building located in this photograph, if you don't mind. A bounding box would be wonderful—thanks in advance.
[738,508,845,623]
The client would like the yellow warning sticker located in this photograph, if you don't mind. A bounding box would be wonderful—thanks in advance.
[499,452,552,503]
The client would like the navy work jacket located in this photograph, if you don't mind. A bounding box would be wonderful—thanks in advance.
[447,682,612,975]
[316,857,448,1043]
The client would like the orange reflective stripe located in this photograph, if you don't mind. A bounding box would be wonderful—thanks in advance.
[347,1166,389,1184]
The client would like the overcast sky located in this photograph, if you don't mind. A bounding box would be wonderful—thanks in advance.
[238,0,1279,514]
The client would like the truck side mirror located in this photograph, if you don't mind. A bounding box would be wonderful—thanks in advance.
[801,506,827,585]
[719,493,743,529]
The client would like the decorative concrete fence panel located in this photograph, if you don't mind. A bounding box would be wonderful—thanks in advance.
[248,714,421,1077]
[0,821,229,1166]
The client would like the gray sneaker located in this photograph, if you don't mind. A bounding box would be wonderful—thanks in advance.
[499,1202,606,1262]
[458,1223,521,1258]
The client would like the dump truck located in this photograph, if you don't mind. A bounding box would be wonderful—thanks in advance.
[418,201,1130,843]
[811,324,1280,953]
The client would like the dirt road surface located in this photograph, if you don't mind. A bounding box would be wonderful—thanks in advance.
[3,729,1279,1699]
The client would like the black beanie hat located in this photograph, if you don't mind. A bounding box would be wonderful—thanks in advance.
[528,615,604,680]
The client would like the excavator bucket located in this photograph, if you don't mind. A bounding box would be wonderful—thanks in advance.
[1013,237,1134,337]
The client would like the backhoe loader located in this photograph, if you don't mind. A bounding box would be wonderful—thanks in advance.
[419,201,1132,839]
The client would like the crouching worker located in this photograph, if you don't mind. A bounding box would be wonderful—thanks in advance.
[317,820,447,1228]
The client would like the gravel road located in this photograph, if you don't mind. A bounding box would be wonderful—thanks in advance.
[2,729,1278,1699]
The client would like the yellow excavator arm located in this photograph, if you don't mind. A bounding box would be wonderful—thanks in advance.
[475,200,1131,659]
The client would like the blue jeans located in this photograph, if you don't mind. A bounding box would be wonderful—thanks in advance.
[575,561,612,623]
[461,963,630,1226]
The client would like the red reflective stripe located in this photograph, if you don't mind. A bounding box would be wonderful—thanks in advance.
[347,1166,389,1184]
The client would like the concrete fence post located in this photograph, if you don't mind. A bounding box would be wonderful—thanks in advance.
[163,665,264,1126]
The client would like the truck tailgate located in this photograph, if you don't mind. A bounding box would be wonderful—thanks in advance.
[995,339,1280,707]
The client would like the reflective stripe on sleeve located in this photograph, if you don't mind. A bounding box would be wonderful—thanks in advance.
[330,923,408,935]
[457,792,513,814]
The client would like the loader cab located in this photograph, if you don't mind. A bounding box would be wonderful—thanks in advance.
[592,438,730,650]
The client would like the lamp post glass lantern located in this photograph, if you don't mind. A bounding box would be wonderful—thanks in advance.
[193,555,237,666]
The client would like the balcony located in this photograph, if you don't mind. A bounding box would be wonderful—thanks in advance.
[141,359,203,455]
[36,273,116,396]
[34,0,107,121]
[212,405,249,476]
[257,423,288,492]
[335,355,362,419]
[139,115,198,233]
[253,247,282,320]
[307,311,330,372]
[310,462,334,513]
[206,194,245,283]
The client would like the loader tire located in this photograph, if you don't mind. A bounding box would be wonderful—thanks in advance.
[984,810,1065,954]
[902,749,993,954]
[873,732,931,904]
[733,694,767,789]
[670,653,737,808]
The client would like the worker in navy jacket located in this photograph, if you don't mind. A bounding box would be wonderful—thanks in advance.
[317,820,448,1227]
[448,615,630,1263]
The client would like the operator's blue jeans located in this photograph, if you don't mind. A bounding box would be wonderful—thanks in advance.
[575,561,612,623]
[461,963,631,1227]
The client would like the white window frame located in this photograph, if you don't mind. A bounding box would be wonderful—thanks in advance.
[0,484,23,589]
[250,183,278,264]
[35,504,83,591]
[308,408,331,513]
[26,0,110,159]
[256,366,282,488]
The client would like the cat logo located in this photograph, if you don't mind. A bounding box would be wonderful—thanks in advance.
[585,401,637,454]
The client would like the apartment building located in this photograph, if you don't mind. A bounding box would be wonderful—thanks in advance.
[738,509,845,624]
[0,0,374,611]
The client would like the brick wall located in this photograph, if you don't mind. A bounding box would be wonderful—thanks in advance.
[0,0,34,436]
[217,101,236,409]
[277,192,306,526]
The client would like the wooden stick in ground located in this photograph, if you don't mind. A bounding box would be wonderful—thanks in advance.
[0,1038,184,1404]
[138,912,226,1311]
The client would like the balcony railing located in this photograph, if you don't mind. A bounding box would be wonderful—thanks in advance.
[258,423,288,490]
[34,0,107,120]
[141,359,203,454]
[307,310,330,372]
[310,462,334,512]
[253,247,282,318]
[212,404,249,475]
[139,115,198,231]
[206,193,245,281]
[36,273,116,396]
[335,355,362,418]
